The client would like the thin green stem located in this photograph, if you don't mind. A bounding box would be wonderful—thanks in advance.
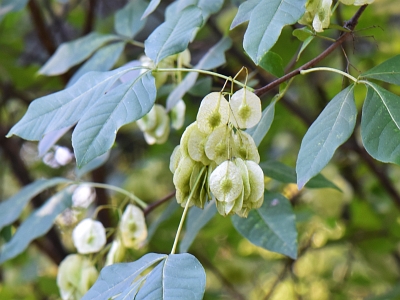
[126,40,145,48]
[170,167,206,254]
[81,182,147,209]
[300,67,358,83]
[155,68,253,91]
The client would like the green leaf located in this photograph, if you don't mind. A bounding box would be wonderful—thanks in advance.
[247,99,276,147]
[114,0,147,38]
[82,253,167,300]
[39,32,120,76]
[142,0,161,19]
[72,71,156,167]
[232,192,298,259]
[170,0,224,20]
[0,189,72,264]
[296,36,314,61]
[7,66,133,141]
[292,27,313,42]
[0,0,28,18]
[361,55,400,85]
[135,253,206,300]
[179,200,217,253]
[361,83,400,164]
[38,127,72,157]
[260,161,340,190]
[243,0,306,65]
[67,41,125,87]
[259,51,284,78]
[166,37,232,110]
[144,6,203,65]
[230,0,258,29]
[0,178,70,231]
[75,151,110,179]
[296,85,357,189]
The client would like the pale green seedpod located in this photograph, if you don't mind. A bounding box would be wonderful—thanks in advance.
[170,145,182,173]
[229,88,262,129]
[137,104,158,132]
[188,125,212,165]
[234,158,251,200]
[189,164,209,208]
[171,99,186,130]
[197,92,230,133]
[204,125,233,164]
[120,204,147,249]
[233,130,260,163]
[312,0,332,32]
[353,0,374,4]
[298,0,321,25]
[180,122,197,157]
[245,160,265,203]
[176,188,189,206]
[105,238,126,266]
[173,156,196,192]
[210,160,243,203]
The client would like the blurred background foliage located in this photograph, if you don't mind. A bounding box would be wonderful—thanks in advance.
[1,0,400,299]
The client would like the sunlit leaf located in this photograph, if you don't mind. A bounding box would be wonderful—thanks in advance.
[135,253,206,300]
[246,99,276,146]
[67,41,125,87]
[145,6,203,65]
[39,32,121,76]
[82,253,167,300]
[166,37,232,110]
[230,0,258,29]
[243,0,306,65]
[72,71,156,166]
[259,51,284,77]
[179,199,217,253]
[361,83,400,164]
[296,85,356,189]
[232,192,298,259]
[7,66,134,141]
[115,0,147,38]
[361,55,400,85]
[261,161,340,190]
[0,178,70,231]
[142,0,161,19]
[0,189,72,264]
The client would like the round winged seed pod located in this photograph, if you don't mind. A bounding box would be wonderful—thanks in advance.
[204,125,233,164]
[229,88,262,129]
[169,145,182,173]
[187,125,211,165]
[232,131,260,163]
[234,158,251,200]
[57,254,98,300]
[171,99,186,130]
[105,238,126,266]
[173,156,196,192]
[119,204,147,249]
[245,160,265,203]
[137,104,158,132]
[180,122,197,157]
[72,218,106,254]
[197,92,230,133]
[210,160,243,203]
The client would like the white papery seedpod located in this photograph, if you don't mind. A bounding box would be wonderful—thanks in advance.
[312,0,332,32]
[197,92,230,133]
[120,204,147,249]
[245,160,265,203]
[180,122,197,157]
[210,160,243,203]
[57,254,98,300]
[204,126,232,164]
[171,99,186,130]
[232,131,260,163]
[187,125,211,165]
[229,88,262,129]
[169,145,182,173]
[72,219,106,254]
[173,156,196,192]
[105,238,126,266]
[137,104,158,132]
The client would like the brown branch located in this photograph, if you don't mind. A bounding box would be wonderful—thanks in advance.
[144,191,176,216]
[254,5,368,98]
[82,0,97,35]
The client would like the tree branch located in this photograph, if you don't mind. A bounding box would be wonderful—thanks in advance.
[144,191,176,216]
[254,5,368,98]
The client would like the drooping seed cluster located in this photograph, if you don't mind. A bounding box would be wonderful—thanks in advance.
[170,88,265,217]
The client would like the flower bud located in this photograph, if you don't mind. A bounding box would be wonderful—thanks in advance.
[120,204,147,249]
[57,254,98,300]
[229,88,262,129]
[197,92,230,133]
[72,218,106,254]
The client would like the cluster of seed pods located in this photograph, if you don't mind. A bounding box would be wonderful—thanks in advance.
[170,88,265,217]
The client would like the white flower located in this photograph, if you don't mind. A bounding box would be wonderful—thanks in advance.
[72,219,106,254]
[57,254,98,300]
[120,204,147,249]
